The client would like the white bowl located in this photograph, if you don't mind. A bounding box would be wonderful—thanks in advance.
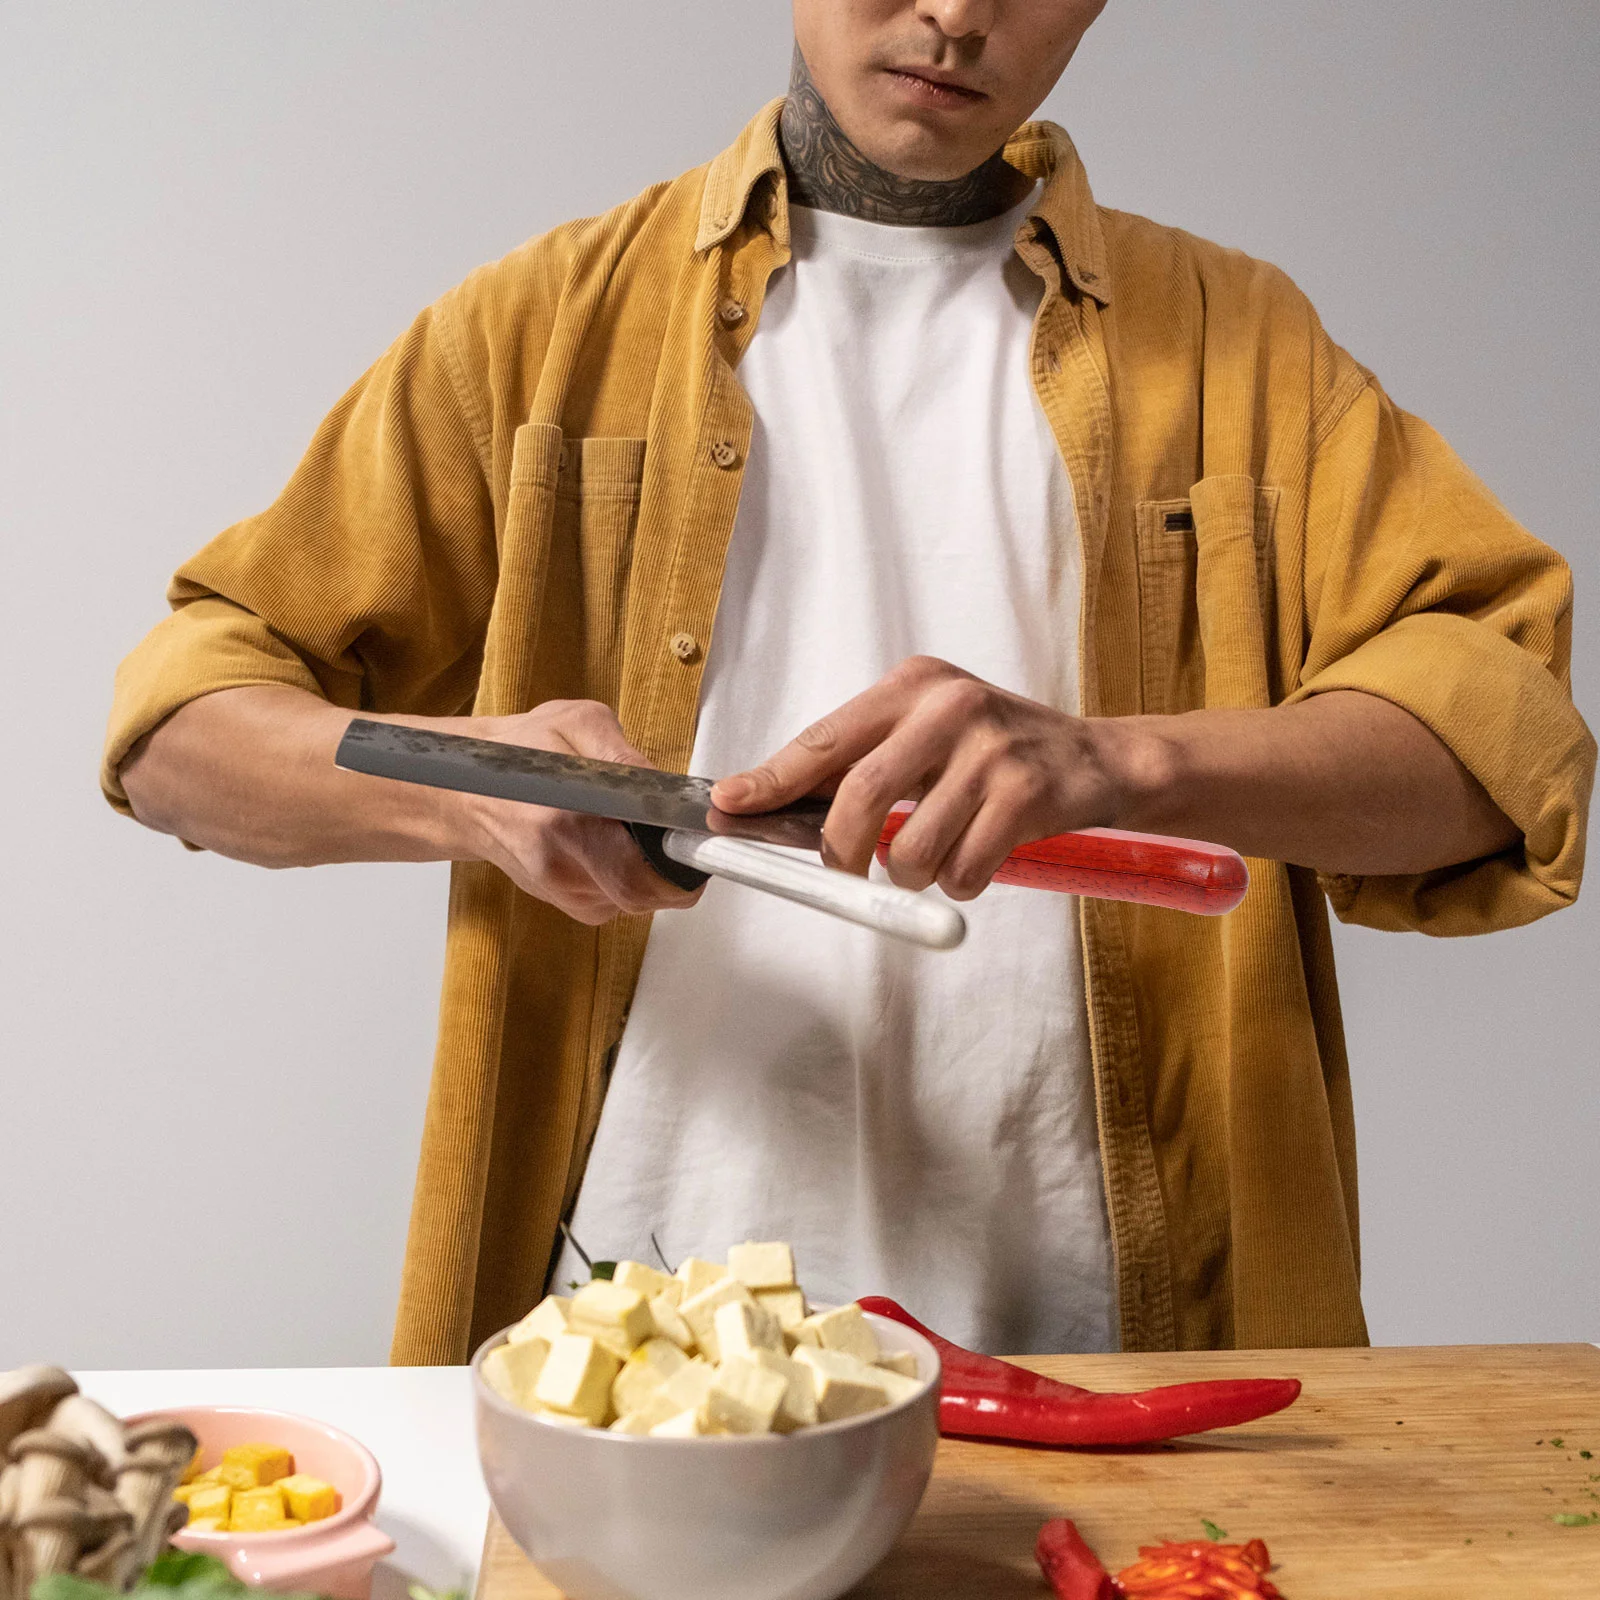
[473,1310,940,1600]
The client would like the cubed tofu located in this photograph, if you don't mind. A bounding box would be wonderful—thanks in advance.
[749,1348,819,1433]
[196,1462,257,1492]
[727,1241,796,1291]
[508,1295,571,1347]
[277,1474,341,1524]
[870,1367,923,1406]
[608,1411,657,1435]
[703,1357,788,1435]
[755,1287,807,1332]
[529,1408,588,1429]
[612,1260,674,1300]
[482,1338,550,1408]
[229,1486,289,1531]
[794,1303,880,1364]
[794,1347,890,1423]
[185,1484,232,1526]
[180,1445,204,1486]
[612,1337,690,1417]
[171,1483,205,1507]
[675,1257,729,1298]
[648,1409,702,1438]
[648,1292,696,1353]
[568,1281,654,1360]
[533,1333,622,1425]
[183,1518,227,1535]
[653,1277,685,1309]
[679,1277,759,1363]
[875,1350,919,1379]
[222,1443,294,1486]
[713,1298,783,1363]
[611,1358,715,1433]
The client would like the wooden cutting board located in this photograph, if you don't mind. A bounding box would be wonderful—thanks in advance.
[475,1343,1600,1598]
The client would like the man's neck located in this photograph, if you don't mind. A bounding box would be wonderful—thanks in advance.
[779,48,1028,228]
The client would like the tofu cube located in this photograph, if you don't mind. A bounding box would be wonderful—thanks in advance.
[529,1408,588,1429]
[648,1409,703,1438]
[875,1350,919,1379]
[703,1357,789,1435]
[713,1298,783,1363]
[196,1462,257,1492]
[748,1348,819,1433]
[508,1295,570,1347]
[229,1485,289,1531]
[278,1474,341,1524]
[794,1347,890,1423]
[568,1281,654,1359]
[185,1484,232,1526]
[481,1338,550,1407]
[653,1277,685,1309]
[612,1260,674,1300]
[612,1337,690,1417]
[679,1277,759,1363]
[675,1257,729,1298]
[533,1333,622,1425]
[180,1446,204,1486]
[728,1241,796,1291]
[794,1303,880,1364]
[222,1443,294,1486]
[608,1411,657,1435]
[183,1518,226,1535]
[870,1367,923,1406]
[613,1357,716,1432]
[648,1291,696,1352]
[755,1287,807,1332]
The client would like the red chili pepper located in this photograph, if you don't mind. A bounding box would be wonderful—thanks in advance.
[1036,1518,1116,1600]
[858,1296,1301,1447]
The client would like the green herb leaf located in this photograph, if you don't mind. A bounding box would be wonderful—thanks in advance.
[32,1577,123,1600]
[142,1553,237,1590]
[1550,1437,1565,1449]
[589,1262,616,1281]
[1552,1512,1599,1527]
[1200,1518,1229,1542]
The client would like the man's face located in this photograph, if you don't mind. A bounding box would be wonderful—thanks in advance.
[792,0,1108,181]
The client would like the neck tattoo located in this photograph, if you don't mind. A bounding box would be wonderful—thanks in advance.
[779,47,1028,228]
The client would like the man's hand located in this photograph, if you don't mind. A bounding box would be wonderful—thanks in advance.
[461,701,702,925]
[122,687,699,926]
[711,655,1521,896]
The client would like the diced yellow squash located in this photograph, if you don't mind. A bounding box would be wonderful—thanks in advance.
[223,1443,294,1486]
[278,1473,341,1524]
[185,1484,232,1525]
[229,1485,289,1531]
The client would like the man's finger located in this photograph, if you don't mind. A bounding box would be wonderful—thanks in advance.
[879,756,990,892]
[710,664,950,813]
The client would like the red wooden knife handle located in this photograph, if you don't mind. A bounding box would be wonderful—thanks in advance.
[875,808,1249,916]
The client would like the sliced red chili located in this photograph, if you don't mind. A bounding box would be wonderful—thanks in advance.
[1035,1518,1117,1600]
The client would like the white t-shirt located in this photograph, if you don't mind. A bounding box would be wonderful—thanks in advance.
[554,190,1118,1354]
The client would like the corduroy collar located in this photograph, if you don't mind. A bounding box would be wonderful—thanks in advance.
[695,98,1111,306]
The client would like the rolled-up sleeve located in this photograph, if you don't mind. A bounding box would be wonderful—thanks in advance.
[1288,379,1595,934]
[102,293,497,814]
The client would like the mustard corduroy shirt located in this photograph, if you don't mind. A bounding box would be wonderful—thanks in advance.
[103,105,1594,1362]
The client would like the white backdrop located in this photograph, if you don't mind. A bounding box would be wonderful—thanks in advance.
[3,2,1596,1367]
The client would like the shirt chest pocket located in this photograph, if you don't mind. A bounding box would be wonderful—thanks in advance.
[1134,481,1281,715]
[497,427,648,715]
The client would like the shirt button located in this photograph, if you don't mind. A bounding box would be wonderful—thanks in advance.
[709,440,739,469]
[669,631,700,664]
[719,298,747,328]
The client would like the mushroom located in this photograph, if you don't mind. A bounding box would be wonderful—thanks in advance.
[11,1498,103,1596]
[46,1396,129,1477]
[72,1486,138,1590]
[114,1419,197,1577]
[0,1370,77,1459]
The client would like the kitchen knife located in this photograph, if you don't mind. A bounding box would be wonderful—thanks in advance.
[334,720,1248,935]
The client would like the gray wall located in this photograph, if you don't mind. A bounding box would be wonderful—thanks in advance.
[2,2,1595,1368]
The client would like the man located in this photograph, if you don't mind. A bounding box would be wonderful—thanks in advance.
[106,1,1592,1362]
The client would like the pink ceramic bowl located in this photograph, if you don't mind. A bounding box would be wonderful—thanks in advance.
[128,1406,395,1599]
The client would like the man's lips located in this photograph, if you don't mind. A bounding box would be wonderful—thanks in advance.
[881,67,988,110]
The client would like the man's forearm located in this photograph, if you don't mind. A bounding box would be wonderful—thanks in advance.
[120,686,468,867]
[1108,690,1519,876]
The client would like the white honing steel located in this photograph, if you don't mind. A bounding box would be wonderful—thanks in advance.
[334,720,1248,951]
